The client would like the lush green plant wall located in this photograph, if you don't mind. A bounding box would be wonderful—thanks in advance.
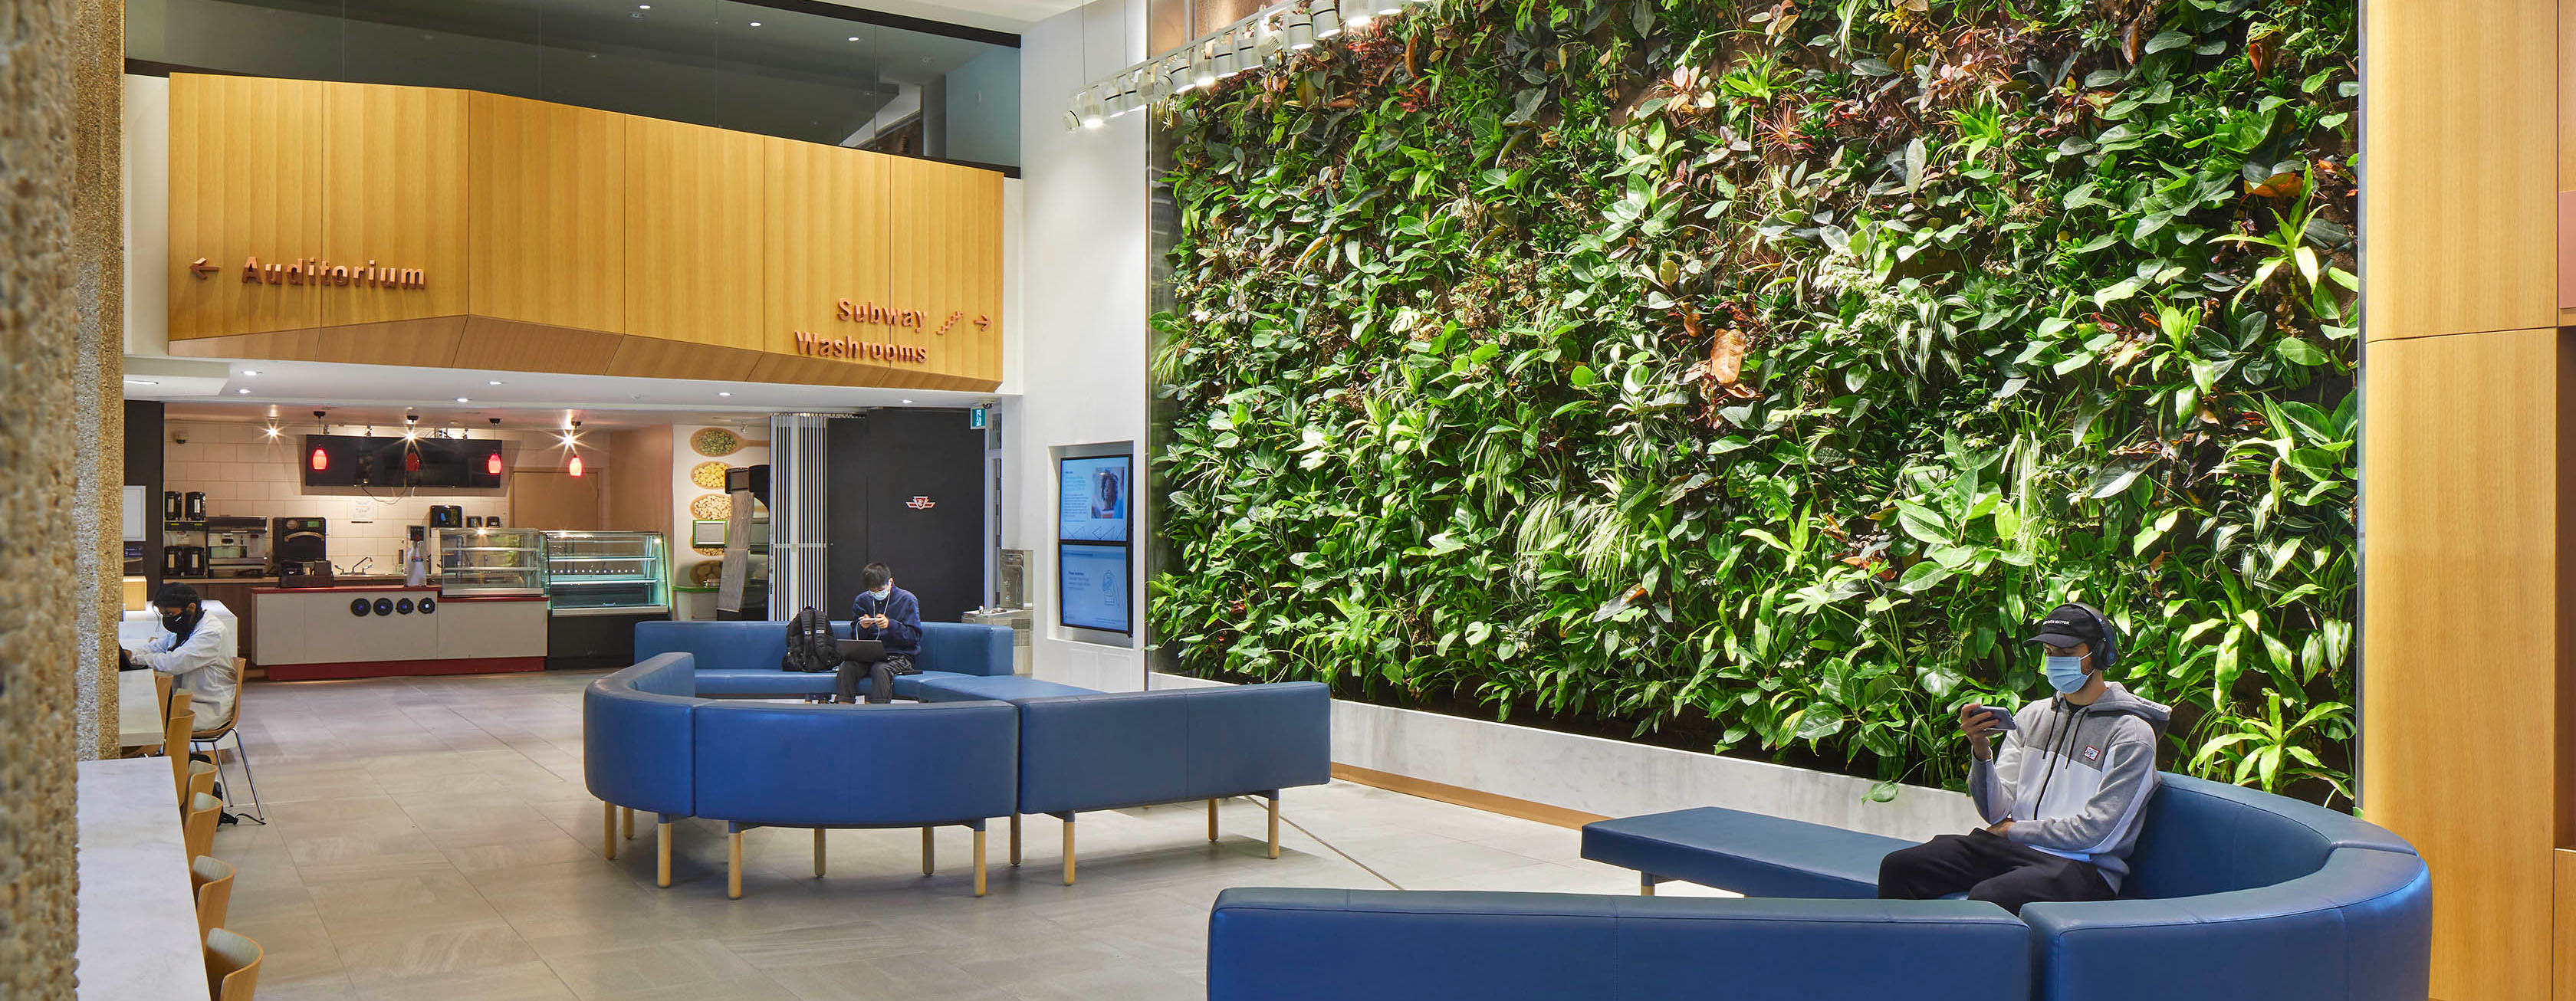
[1151,0,2358,802]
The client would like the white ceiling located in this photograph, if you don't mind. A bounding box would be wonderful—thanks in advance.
[127,356,1003,432]
[820,0,1090,34]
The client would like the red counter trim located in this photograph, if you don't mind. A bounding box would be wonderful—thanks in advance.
[252,584,442,595]
[438,595,551,602]
[263,656,546,681]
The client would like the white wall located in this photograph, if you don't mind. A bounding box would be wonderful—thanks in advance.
[1006,1,1149,692]
[123,73,169,356]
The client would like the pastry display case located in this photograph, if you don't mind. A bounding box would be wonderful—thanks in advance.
[435,527,547,597]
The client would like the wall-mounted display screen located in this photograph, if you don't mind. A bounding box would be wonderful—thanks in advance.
[302,435,504,490]
[1059,543,1131,634]
[1058,455,1130,543]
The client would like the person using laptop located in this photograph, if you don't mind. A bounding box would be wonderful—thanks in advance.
[121,583,239,728]
[839,563,922,704]
[1876,602,2170,914]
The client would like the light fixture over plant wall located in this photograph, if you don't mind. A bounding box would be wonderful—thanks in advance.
[1148,0,2359,805]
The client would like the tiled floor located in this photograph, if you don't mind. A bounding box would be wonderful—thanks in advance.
[205,671,1664,1001]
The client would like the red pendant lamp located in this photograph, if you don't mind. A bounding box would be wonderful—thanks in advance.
[486,451,504,476]
[310,445,329,471]
[567,452,585,478]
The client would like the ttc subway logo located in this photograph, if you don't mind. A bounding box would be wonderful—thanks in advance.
[906,496,936,510]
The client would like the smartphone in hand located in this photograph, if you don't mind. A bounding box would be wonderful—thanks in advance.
[1982,705,2018,733]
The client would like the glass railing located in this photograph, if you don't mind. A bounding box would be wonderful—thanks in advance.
[127,0,1021,171]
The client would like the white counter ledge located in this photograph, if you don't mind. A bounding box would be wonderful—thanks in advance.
[76,756,212,1001]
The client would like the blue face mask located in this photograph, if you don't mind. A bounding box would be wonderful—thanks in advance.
[2044,655,2090,694]
[869,586,892,602]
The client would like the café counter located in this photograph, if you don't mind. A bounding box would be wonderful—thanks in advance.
[253,584,547,681]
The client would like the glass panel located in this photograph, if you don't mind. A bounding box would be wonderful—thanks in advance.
[130,0,1020,168]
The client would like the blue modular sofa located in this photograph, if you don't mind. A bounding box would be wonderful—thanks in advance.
[1208,773,2430,1001]
[586,622,1332,897]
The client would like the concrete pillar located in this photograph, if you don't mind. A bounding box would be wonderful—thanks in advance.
[73,0,123,758]
[0,1,87,996]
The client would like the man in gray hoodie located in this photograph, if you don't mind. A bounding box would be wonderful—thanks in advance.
[1878,602,2171,914]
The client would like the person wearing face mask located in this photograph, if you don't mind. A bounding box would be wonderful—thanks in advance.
[121,583,240,729]
[838,563,922,704]
[1875,602,2170,914]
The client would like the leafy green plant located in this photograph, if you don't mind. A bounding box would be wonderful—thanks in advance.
[1150,0,2358,804]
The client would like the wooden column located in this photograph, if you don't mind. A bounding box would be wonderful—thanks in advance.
[2362,0,2567,997]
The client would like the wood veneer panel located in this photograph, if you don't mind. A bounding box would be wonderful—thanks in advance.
[761,136,892,368]
[468,92,625,333]
[626,117,763,350]
[161,318,465,367]
[2363,0,2555,341]
[453,317,621,376]
[168,74,324,340]
[2560,850,2576,1001]
[2361,327,2562,1001]
[320,82,467,328]
[604,335,761,383]
[887,156,1005,386]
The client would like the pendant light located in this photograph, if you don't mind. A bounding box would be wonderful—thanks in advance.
[567,452,585,478]
[485,450,504,477]
[309,445,329,472]
[1080,84,1107,129]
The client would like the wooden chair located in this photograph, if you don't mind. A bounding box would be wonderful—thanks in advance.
[153,672,174,726]
[204,927,262,1001]
[189,671,264,823]
[191,855,235,939]
[165,689,217,810]
[184,793,222,862]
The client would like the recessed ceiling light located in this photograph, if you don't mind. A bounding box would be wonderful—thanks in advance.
[488,380,504,386]
[847,35,859,41]
[242,369,261,376]
[900,399,913,405]
[455,397,471,403]
[637,4,649,8]
[718,392,732,397]
[123,377,158,386]
[748,21,761,26]
[237,389,251,395]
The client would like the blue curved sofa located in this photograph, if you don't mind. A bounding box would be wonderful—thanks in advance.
[586,624,1332,898]
[1209,773,2429,1001]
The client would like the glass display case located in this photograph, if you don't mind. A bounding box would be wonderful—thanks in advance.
[436,527,547,597]
[544,530,669,615]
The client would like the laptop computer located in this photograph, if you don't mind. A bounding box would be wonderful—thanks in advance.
[835,638,887,664]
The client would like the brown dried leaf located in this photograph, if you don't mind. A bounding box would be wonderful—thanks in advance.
[1709,327,1748,384]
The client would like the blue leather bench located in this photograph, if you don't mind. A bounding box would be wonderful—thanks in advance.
[1566,772,2432,1001]
[588,625,1336,895]
[632,619,1015,699]
[583,651,1018,898]
[1208,891,2028,1001]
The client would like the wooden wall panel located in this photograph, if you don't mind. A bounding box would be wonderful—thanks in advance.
[468,92,625,333]
[889,156,1006,386]
[762,136,892,377]
[320,82,467,328]
[2363,0,2555,342]
[167,74,324,340]
[2362,327,2564,1001]
[625,117,763,350]
[2561,849,2576,1001]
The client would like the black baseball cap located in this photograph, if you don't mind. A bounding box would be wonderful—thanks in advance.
[2025,604,2107,650]
[153,583,202,609]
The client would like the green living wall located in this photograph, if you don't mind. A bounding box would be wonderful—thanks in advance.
[1150,0,2358,803]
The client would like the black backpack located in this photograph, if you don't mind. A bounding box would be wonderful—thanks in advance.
[780,607,838,672]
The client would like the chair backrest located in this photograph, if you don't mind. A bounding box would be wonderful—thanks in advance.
[192,660,244,739]
[192,855,235,938]
[2121,772,2417,899]
[184,792,222,861]
[916,622,1014,677]
[205,927,263,1001]
[154,672,175,719]
[165,688,194,802]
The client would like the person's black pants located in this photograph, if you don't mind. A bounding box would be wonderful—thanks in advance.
[834,654,913,704]
[1877,829,2114,915]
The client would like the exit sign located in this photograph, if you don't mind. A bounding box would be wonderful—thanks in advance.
[970,406,987,430]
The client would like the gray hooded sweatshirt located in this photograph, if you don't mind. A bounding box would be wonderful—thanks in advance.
[1969,681,2171,891]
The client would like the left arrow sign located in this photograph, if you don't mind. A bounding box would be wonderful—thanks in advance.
[189,258,218,278]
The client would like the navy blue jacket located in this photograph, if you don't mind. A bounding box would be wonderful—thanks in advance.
[850,586,922,657]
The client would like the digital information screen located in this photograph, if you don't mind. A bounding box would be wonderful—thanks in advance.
[1058,543,1130,633]
[1058,455,1130,543]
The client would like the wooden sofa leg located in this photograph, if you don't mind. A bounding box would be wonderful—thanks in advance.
[602,802,617,861]
[1009,814,1021,866]
[1267,795,1280,859]
[973,829,987,897]
[1208,799,1220,842]
[1641,872,1657,896]
[728,830,744,900]
[623,806,634,840]
[656,822,671,888]
[1063,817,1077,886]
[814,829,826,878]
[922,827,935,876]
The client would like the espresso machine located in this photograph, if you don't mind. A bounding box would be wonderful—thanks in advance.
[203,516,269,579]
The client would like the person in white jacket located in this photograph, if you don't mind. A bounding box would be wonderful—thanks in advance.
[123,583,238,729]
